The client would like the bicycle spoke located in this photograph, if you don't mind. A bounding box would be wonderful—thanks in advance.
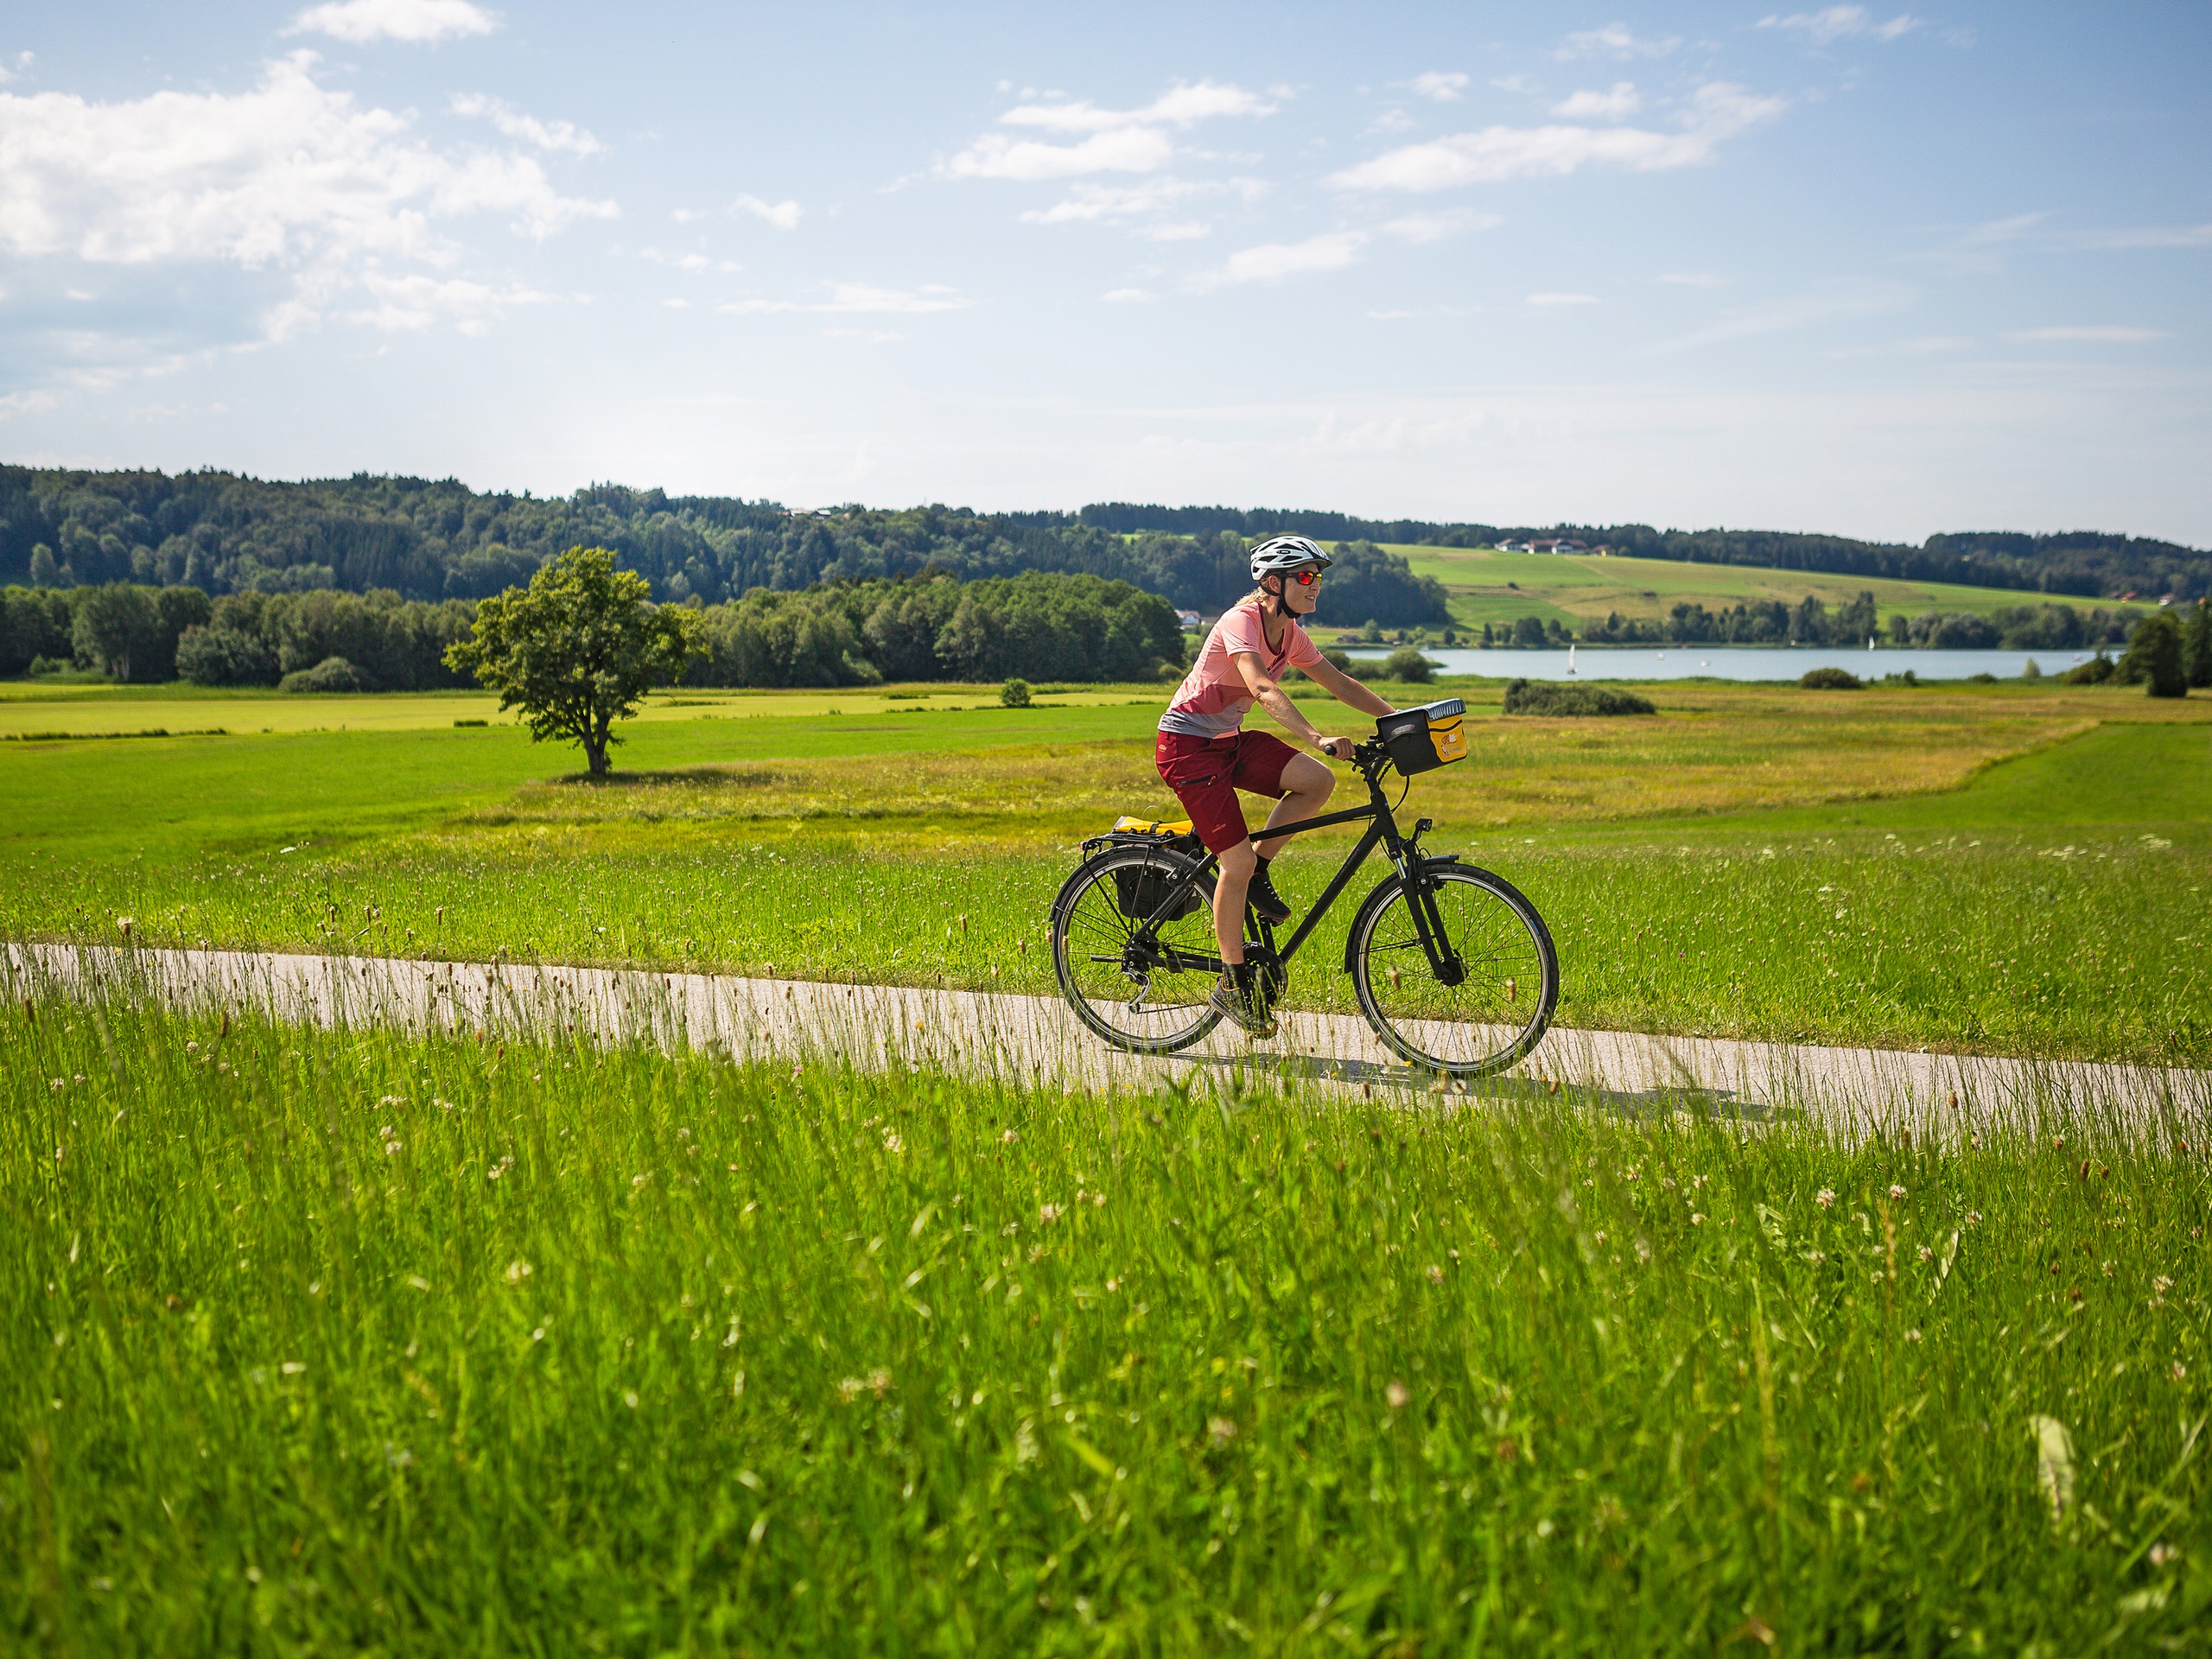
[1354,868,1558,1075]
[1051,849,1223,1052]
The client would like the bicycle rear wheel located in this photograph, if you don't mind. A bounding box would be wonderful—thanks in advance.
[1348,865,1558,1076]
[1049,846,1224,1052]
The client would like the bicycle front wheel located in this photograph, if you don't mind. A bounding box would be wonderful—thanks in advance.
[1049,846,1224,1053]
[1349,866,1559,1076]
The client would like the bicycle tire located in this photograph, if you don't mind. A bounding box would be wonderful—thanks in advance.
[1347,864,1559,1076]
[1049,845,1224,1053]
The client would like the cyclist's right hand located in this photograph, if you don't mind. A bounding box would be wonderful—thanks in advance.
[1319,735,1357,760]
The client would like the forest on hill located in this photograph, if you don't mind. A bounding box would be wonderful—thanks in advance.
[0,468,1447,625]
[8,466,2206,620]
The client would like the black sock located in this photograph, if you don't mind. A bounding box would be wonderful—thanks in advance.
[1254,853,1272,875]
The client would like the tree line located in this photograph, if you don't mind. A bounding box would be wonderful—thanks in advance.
[0,583,479,689]
[1,569,1187,690]
[1541,594,2138,649]
[0,467,1449,624]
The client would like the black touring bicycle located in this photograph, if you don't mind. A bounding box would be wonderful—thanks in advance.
[1048,699,1560,1076]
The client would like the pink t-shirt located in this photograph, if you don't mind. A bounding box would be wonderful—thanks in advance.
[1160,598,1325,739]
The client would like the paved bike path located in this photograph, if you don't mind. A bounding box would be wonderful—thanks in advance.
[9,944,2203,1135]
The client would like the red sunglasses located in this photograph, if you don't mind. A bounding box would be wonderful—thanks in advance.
[1281,569,1322,586]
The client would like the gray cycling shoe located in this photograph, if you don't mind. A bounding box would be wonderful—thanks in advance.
[1211,966,1278,1039]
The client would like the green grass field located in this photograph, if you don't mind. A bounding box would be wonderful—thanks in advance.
[3,677,2208,1064]
[6,994,2209,1652]
[1372,543,2154,637]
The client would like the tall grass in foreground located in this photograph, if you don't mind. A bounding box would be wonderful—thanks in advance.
[4,996,2210,1655]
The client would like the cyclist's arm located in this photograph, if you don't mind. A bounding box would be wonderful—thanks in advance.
[1234,651,1349,756]
[1300,654,1396,717]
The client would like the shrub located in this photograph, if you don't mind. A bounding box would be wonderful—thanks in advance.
[999,677,1033,708]
[1798,666,1861,690]
[2062,652,2115,685]
[2022,658,2044,680]
[1503,678,1656,716]
[279,656,375,694]
[175,625,278,687]
[1319,648,1354,676]
[1380,645,1438,683]
[2120,611,2188,698]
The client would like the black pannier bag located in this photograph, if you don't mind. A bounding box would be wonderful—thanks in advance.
[1090,817,1205,923]
[1376,697,1469,775]
[1113,861,1203,923]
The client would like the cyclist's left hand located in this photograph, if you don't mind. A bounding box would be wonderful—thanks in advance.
[1318,735,1356,760]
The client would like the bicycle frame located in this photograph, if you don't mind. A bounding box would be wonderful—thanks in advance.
[1110,741,1465,984]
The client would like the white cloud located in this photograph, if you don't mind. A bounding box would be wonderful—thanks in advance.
[0,51,32,85]
[347,271,547,334]
[1326,82,1784,192]
[944,80,1273,182]
[734,194,801,230]
[639,247,738,273]
[1020,178,1204,225]
[945,126,1174,181]
[1410,73,1470,102]
[1017,175,1260,240]
[1527,291,1598,306]
[996,79,1274,134]
[450,93,601,155]
[1647,278,1912,352]
[721,282,970,315]
[289,0,497,44]
[0,53,612,350]
[0,54,613,269]
[1552,82,1640,120]
[1557,24,1680,60]
[1658,270,1727,286]
[1193,231,1368,290]
[1382,211,1501,244]
[1757,8,1922,45]
[1102,287,1157,303]
[2007,325,2167,343]
[2070,224,2212,250]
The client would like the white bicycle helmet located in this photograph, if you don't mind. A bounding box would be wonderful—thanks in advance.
[1249,534,1332,583]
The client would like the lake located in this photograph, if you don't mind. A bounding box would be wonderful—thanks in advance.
[1341,645,2095,683]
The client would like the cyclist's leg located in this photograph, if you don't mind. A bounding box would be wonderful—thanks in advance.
[1155,731,1255,966]
[1247,752,1327,862]
[1211,840,1256,964]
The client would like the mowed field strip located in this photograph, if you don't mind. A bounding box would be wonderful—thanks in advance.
[15,944,2205,1135]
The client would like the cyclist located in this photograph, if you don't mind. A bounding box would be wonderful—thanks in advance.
[1156,535,1398,1034]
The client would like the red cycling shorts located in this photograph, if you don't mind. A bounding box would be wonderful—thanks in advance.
[1154,728,1298,854]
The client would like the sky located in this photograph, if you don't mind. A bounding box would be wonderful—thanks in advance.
[2,1,2208,543]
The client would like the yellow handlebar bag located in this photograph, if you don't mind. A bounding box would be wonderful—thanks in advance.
[1376,698,1468,775]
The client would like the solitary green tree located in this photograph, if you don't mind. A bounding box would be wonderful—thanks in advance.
[2187,598,2212,689]
[2119,609,2188,699]
[445,546,702,777]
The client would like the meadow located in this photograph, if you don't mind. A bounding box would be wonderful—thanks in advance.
[2,677,2206,1064]
[1374,543,2156,637]
[6,990,2208,1653]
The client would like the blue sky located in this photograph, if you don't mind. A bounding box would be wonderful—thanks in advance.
[3,1,2207,541]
